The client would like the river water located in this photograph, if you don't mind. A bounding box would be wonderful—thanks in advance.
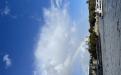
[99,0,121,75]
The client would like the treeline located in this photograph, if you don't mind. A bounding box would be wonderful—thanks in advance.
[87,0,98,75]
[87,0,97,60]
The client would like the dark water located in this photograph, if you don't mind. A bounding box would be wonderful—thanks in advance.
[99,0,121,75]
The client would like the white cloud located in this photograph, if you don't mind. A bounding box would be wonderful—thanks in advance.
[1,1,10,16]
[0,1,17,19]
[1,6,10,15]
[3,54,12,68]
[34,0,90,75]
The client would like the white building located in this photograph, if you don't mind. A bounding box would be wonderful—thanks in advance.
[95,0,103,16]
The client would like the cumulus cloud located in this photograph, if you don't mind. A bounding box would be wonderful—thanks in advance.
[34,0,90,75]
[3,54,12,68]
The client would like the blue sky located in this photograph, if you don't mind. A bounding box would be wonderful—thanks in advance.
[0,0,90,75]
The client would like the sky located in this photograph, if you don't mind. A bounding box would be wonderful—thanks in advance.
[0,0,90,75]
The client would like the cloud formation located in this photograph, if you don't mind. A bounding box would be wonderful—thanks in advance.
[0,1,10,16]
[3,54,12,68]
[34,0,90,75]
[1,6,10,15]
[0,1,17,19]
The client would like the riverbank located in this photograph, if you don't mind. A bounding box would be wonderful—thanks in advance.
[87,0,98,75]
[87,0,103,75]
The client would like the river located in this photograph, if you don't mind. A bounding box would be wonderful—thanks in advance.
[99,0,121,75]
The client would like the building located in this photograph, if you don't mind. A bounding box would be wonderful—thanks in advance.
[95,0,103,16]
